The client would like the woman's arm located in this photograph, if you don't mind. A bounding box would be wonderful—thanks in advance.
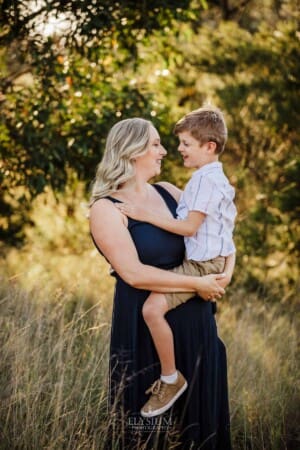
[89,199,225,299]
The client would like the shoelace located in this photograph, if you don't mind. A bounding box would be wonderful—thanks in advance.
[145,379,168,401]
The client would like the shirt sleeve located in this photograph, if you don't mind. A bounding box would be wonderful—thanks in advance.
[187,174,222,215]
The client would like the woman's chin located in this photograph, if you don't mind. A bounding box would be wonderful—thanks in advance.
[148,169,160,179]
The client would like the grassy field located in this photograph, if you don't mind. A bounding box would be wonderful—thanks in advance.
[0,188,299,449]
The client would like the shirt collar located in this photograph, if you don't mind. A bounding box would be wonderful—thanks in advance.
[194,161,222,176]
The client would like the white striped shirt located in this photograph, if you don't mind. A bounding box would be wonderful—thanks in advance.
[176,162,237,261]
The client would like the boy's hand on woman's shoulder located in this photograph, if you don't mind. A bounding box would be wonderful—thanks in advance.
[115,202,151,222]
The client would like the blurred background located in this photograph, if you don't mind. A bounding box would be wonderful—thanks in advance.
[0,1,299,449]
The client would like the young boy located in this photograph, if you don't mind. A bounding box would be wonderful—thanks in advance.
[118,106,237,418]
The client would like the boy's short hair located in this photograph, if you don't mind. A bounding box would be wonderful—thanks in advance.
[174,105,228,154]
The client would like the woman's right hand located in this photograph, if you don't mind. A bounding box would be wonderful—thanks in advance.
[196,273,226,301]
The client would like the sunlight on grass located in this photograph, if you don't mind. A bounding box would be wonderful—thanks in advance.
[218,297,298,448]
[3,185,114,315]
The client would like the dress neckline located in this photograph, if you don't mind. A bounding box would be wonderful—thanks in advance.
[106,183,177,217]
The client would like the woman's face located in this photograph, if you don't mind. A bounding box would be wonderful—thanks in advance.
[134,125,167,179]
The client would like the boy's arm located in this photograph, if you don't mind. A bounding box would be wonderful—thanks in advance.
[218,252,236,289]
[116,202,206,237]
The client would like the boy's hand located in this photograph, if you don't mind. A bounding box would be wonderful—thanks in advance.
[116,202,151,222]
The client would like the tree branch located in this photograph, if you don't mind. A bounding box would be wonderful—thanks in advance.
[0,66,32,92]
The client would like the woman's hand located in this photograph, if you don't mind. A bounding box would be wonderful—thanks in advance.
[196,273,226,301]
[217,272,232,289]
[116,202,151,222]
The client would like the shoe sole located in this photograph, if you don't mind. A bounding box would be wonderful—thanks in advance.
[140,381,188,418]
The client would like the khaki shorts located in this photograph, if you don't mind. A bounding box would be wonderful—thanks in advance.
[165,256,226,310]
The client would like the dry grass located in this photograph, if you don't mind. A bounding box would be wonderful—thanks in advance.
[0,186,299,449]
[0,279,111,449]
[218,294,299,449]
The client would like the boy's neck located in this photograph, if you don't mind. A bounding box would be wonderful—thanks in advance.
[196,156,219,170]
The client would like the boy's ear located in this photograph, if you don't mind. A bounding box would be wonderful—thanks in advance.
[207,141,217,153]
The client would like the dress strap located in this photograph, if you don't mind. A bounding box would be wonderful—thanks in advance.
[153,183,178,210]
[105,196,122,203]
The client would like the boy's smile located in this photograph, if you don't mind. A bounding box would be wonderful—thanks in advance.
[177,131,217,169]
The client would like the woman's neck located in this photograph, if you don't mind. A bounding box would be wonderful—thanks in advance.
[118,178,151,202]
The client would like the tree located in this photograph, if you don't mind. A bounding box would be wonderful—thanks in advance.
[0,0,207,242]
[0,0,299,294]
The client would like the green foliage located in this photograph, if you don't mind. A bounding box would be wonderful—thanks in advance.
[1,1,199,241]
[0,0,299,291]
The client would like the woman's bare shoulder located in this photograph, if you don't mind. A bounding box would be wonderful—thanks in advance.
[90,197,114,217]
[89,197,127,228]
[156,181,182,202]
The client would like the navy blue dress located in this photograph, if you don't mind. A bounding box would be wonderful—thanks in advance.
[92,184,231,449]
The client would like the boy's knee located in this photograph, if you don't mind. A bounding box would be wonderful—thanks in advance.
[142,292,169,323]
[142,300,164,324]
[142,301,155,322]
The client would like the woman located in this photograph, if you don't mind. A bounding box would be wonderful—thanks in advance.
[89,118,232,449]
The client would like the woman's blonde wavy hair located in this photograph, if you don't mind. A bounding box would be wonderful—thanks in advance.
[90,118,153,205]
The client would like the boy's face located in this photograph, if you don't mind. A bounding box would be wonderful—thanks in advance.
[177,131,216,169]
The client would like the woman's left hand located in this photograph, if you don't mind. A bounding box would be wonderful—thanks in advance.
[196,273,226,301]
[206,273,232,300]
[216,272,231,290]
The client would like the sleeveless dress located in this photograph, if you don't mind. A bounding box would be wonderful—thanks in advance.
[92,184,231,449]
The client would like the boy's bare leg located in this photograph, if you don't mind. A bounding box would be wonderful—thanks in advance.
[141,292,188,417]
[142,292,175,376]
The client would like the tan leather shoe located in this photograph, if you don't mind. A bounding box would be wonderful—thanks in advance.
[140,371,188,418]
